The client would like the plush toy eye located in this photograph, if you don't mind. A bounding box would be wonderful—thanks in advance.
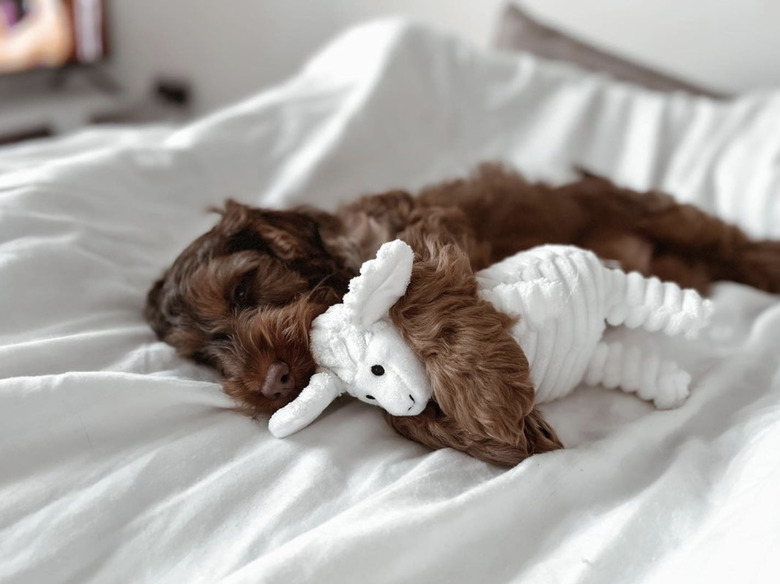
[365,395,375,400]
[371,365,385,376]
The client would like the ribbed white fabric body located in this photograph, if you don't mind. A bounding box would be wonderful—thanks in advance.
[478,246,608,403]
[477,245,712,406]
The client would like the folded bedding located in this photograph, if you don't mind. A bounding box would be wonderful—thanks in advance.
[1,20,779,584]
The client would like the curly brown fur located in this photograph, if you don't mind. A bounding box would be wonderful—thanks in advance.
[389,238,562,453]
[218,296,327,416]
[384,404,561,466]
[416,165,780,292]
[145,200,353,372]
[146,163,780,466]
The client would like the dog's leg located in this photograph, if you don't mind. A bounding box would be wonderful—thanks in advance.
[420,164,780,294]
[565,177,780,294]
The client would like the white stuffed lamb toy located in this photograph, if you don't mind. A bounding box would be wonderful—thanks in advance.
[269,240,713,438]
[269,241,432,438]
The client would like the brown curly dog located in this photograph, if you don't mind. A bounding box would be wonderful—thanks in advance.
[145,164,780,466]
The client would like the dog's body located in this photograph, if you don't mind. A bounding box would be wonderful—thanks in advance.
[146,164,780,465]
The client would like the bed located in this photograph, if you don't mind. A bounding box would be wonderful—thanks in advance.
[2,20,779,584]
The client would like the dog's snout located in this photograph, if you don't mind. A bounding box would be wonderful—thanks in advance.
[261,360,296,399]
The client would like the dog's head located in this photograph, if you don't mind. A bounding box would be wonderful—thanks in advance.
[145,200,354,413]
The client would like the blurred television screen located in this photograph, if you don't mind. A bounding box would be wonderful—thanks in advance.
[0,0,108,75]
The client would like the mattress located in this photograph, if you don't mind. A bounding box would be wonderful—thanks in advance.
[1,20,779,584]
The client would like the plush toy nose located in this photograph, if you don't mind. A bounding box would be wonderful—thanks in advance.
[261,360,296,400]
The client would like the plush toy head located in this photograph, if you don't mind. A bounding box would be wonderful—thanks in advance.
[269,240,432,438]
[310,240,431,416]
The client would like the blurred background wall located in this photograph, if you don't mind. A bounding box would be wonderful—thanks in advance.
[107,0,780,116]
[109,0,505,115]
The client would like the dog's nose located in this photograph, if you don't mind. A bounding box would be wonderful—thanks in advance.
[261,360,296,400]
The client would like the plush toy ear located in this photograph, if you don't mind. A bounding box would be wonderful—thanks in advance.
[342,240,415,327]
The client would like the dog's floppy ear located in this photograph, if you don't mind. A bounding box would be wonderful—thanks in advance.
[216,200,328,263]
[342,240,415,328]
[253,208,329,263]
[144,276,170,340]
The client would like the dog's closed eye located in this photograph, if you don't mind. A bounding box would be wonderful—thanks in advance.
[212,332,231,343]
[232,269,258,308]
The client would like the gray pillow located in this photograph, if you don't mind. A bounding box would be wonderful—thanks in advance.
[494,3,724,98]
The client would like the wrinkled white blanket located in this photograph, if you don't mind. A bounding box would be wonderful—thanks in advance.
[1,20,779,584]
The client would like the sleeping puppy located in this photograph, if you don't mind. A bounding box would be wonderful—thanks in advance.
[145,163,780,466]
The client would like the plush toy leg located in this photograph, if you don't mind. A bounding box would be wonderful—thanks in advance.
[603,270,713,339]
[584,342,691,409]
[268,372,342,438]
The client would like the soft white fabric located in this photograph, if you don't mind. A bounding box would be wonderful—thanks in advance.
[1,19,780,584]
[269,240,430,438]
[477,244,712,407]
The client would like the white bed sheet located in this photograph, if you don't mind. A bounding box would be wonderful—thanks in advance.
[1,20,779,584]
